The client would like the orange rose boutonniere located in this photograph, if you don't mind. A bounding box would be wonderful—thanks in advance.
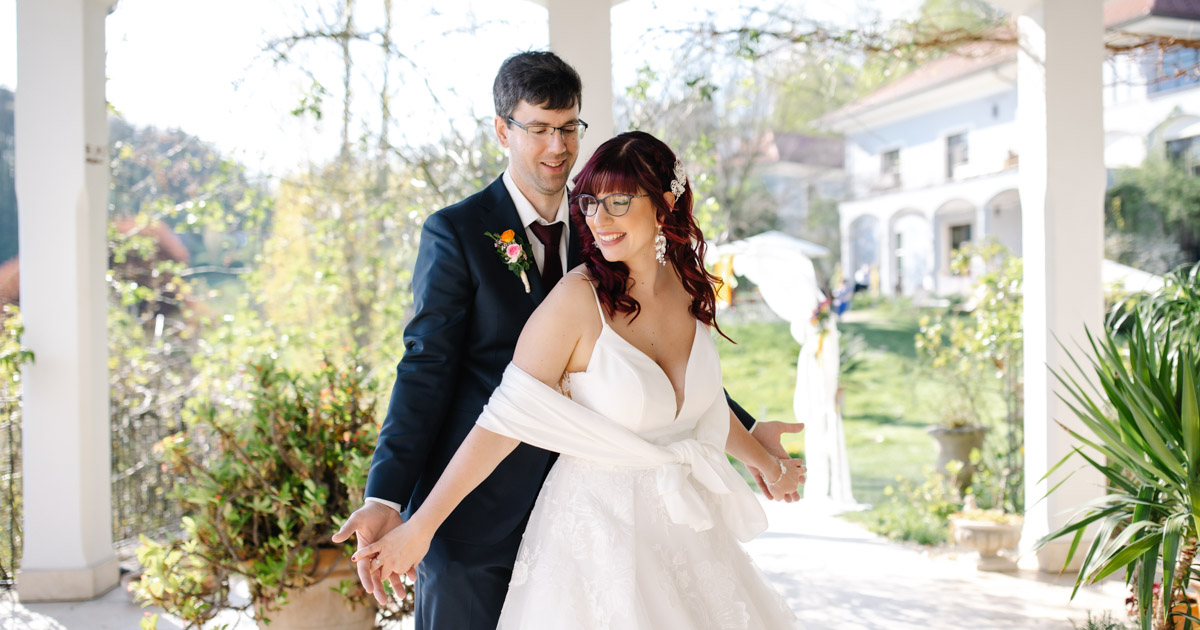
[485,229,532,293]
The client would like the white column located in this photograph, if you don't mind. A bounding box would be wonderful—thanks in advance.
[881,215,896,296]
[545,0,621,171]
[1014,0,1106,572]
[975,195,989,242]
[16,0,118,600]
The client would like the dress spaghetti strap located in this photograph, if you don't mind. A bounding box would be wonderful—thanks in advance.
[568,270,606,326]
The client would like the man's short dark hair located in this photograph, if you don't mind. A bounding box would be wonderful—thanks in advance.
[493,51,583,120]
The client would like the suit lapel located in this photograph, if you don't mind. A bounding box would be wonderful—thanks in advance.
[479,176,549,305]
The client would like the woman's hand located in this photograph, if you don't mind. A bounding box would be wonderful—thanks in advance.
[762,457,807,497]
[749,421,805,502]
[352,519,434,589]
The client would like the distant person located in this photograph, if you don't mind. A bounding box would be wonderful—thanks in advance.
[853,264,870,293]
[834,280,853,317]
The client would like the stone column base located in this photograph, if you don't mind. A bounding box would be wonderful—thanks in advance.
[1035,537,1087,574]
[17,555,119,602]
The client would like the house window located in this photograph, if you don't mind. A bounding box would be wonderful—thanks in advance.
[1167,135,1200,176]
[880,149,900,188]
[946,133,968,179]
[950,224,972,252]
[1147,47,1200,95]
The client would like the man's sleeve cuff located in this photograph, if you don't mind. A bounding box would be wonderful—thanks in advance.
[365,496,404,516]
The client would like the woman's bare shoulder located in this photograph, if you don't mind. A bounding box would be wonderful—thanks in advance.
[534,269,598,322]
[566,263,591,280]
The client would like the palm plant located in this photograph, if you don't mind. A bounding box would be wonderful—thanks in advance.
[1119,263,1200,352]
[1040,307,1200,630]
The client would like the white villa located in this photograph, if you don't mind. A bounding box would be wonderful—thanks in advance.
[821,1,1200,298]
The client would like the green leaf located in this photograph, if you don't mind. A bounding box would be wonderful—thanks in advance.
[1163,519,1183,623]
[1140,540,1158,630]
[1092,531,1160,583]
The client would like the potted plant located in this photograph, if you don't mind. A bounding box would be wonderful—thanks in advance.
[949,496,1023,571]
[926,405,989,492]
[130,355,411,629]
[1038,263,1200,630]
[916,241,1024,506]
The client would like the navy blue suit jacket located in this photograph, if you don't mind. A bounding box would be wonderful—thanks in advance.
[366,175,756,546]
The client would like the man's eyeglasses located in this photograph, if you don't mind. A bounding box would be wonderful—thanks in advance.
[506,118,588,142]
[574,193,649,218]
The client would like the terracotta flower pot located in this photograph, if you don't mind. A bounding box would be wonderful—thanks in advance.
[1173,601,1199,630]
[256,548,376,630]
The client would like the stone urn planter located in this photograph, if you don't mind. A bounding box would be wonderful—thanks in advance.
[256,548,377,630]
[950,512,1023,572]
[927,424,988,491]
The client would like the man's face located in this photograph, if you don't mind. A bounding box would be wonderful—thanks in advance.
[495,100,581,200]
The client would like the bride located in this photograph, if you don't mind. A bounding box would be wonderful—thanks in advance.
[356,131,805,629]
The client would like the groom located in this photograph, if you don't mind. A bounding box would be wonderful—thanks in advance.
[334,51,801,630]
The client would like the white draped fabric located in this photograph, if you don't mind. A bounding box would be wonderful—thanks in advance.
[728,235,858,508]
[792,327,857,507]
[478,363,767,542]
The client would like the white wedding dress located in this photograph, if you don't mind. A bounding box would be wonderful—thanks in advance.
[478,277,802,630]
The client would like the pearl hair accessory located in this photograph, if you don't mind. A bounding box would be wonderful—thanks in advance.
[669,160,687,203]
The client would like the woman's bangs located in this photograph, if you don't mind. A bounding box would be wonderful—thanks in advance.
[576,162,641,198]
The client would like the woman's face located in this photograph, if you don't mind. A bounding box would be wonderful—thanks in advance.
[583,188,660,265]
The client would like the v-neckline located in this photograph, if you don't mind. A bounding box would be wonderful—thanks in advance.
[600,318,701,420]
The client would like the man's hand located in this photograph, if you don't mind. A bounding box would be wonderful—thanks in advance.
[354,519,434,595]
[332,501,405,605]
[751,421,805,502]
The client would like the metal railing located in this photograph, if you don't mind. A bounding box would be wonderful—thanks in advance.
[109,339,195,547]
[0,349,196,588]
[0,394,20,590]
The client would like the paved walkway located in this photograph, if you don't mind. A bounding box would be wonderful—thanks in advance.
[750,499,1124,630]
[5,498,1126,630]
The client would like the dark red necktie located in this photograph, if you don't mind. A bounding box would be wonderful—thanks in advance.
[528,222,563,290]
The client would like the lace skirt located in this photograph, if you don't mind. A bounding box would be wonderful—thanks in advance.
[497,456,802,630]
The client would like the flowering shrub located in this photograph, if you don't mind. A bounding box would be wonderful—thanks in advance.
[131,355,411,627]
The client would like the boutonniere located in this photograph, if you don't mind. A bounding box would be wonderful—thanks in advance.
[485,229,531,293]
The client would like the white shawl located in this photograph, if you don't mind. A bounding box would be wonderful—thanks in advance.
[477,363,768,542]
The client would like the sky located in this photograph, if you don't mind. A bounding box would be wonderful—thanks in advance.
[0,0,923,177]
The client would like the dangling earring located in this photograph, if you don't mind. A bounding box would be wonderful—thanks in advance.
[654,225,668,265]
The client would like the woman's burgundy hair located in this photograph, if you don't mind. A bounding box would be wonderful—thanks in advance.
[569,131,727,338]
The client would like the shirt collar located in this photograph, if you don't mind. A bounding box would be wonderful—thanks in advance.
[502,170,569,227]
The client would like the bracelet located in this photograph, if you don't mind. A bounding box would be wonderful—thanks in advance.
[765,458,788,485]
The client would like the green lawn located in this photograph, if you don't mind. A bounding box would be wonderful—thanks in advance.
[717,306,948,506]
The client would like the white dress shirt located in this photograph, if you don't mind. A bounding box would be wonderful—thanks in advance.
[501,170,570,279]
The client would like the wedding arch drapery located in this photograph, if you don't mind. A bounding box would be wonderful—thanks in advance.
[712,231,857,509]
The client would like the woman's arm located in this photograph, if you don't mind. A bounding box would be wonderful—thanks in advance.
[726,409,776,473]
[355,274,600,579]
[725,409,806,498]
